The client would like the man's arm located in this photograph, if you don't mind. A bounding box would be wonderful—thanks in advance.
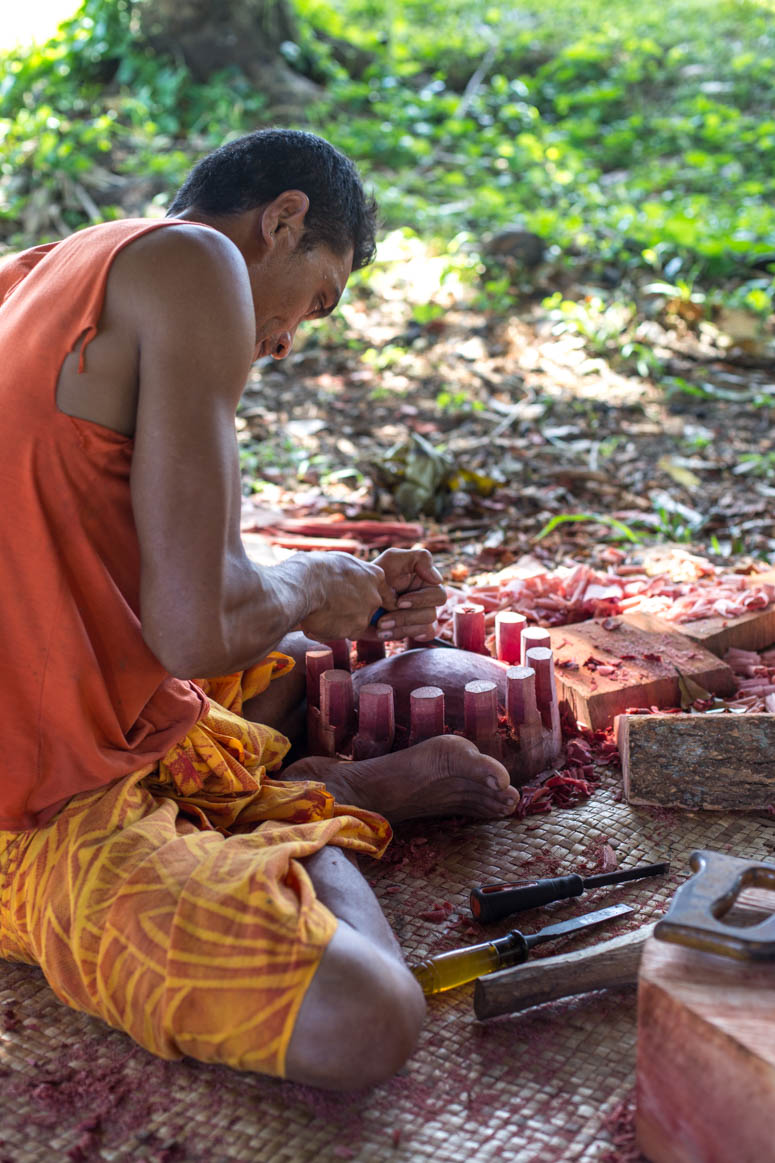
[124,225,392,676]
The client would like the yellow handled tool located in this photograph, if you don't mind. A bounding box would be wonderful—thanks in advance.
[411,902,633,995]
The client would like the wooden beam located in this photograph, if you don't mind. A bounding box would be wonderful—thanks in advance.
[618,712,775,810]
[637,935,775,1163]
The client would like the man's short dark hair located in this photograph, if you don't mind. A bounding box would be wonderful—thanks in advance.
[167,128,377,270]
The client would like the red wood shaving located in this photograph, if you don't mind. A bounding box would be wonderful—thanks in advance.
[248,517,425,546]
[596,842,619,873]
[418,901,454,922]
[584,655,614,670]
[598,1092,644,1162]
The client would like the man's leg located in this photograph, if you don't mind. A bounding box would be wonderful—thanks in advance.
[284,846,425,1089]
[1,774,418,1090]
[241,631,319,745]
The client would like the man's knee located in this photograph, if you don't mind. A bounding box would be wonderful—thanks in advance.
[284,923,426,1090]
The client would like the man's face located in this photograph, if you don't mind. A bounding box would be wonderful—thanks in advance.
[250,241,353,362]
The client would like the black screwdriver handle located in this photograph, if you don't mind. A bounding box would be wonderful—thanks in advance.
[470,874,585,922]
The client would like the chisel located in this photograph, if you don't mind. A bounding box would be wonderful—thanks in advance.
[470,861,670,923]
[410,902,632,995]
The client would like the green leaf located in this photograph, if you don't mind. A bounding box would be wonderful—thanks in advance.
[535,512,642,543]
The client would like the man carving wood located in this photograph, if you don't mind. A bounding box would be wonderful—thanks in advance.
[0,129,518,1090]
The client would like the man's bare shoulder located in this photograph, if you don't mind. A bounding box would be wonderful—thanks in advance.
[107,220,255,365]
[116,221,247,297]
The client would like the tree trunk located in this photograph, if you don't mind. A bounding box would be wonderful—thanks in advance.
[136,0,321,109]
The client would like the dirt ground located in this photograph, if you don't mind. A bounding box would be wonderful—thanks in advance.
[237,243,775,580]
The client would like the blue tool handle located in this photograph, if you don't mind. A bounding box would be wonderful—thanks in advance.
[370,606,388,626]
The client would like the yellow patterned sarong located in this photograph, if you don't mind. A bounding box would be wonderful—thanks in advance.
[0,655,392,1077]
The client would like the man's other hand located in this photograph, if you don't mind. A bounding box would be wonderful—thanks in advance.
[369,548,446,642]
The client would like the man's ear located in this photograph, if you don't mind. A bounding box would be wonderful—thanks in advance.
[259,190,310,249]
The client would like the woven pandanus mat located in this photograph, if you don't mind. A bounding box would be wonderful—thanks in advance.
[1,768,772,1163]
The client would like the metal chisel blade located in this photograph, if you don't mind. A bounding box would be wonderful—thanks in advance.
[527,902,634,949]
[583,860,671,890]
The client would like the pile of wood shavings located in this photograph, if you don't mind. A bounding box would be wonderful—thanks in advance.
[436,556,775,633]
[515,713,621,819]
[598,1089,647,1163]
[721,645,775,712]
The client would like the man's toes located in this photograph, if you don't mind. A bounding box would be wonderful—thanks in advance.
[483,763,511,790]
[501,787,520,813]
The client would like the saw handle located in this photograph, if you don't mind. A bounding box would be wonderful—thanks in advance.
[470,875,585,922]
[655,849,775,960]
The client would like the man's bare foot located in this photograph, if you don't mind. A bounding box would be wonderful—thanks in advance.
[281,735,520,823]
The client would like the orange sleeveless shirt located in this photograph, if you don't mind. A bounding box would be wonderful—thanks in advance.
[0,219,209,830]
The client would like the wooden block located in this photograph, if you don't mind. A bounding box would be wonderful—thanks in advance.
[323,638,352,670]
[409,686,446,744]
[682,606,775,656]
[305,648,334,710]
[355,638,387,663]
[320,669,355,751]
[505,666,545,779]
[463,679,498,743]
[352,682,395,759]
[463,679,502,761]
[476,922,654,1020]
[520,625,551,664]
[623,605,775,658]
[637,935,775,1163]
[453,603,487,653]
[494,611,526,664]
[524,646,562,767]
[618,713,775,810]
[352,649,508,730]
[548,618,735,730]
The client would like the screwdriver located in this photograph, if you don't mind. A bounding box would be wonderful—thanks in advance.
[470,861,670,924]
[410,902,632,995]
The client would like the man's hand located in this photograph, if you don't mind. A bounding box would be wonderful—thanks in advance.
[368,548,446,642]
[299,552,396,642]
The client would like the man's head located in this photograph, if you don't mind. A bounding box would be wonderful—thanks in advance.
[167,128,377,272]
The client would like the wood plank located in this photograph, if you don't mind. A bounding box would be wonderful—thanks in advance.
[548,619,735,730]
[637,936,775,1163]
[618,713,775,810]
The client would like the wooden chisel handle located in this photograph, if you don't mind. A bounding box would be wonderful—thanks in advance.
[474,922,656,1020]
